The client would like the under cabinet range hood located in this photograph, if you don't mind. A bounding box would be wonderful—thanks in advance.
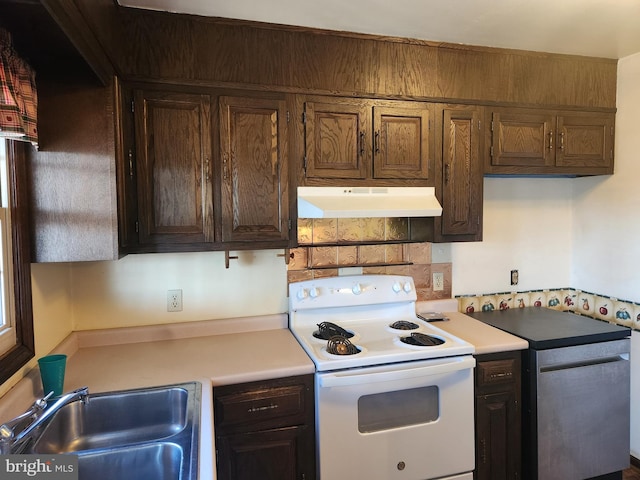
[297,186,442,218]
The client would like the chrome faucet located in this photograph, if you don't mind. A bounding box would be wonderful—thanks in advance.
[0,386,89,454]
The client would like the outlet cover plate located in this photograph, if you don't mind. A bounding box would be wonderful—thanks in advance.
[433,272,444,291]
[167,289,183,312]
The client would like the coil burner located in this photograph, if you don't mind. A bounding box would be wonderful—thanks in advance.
[389,320,420,330]
[400,332,445,347]
[326,336,361,355]
[314,322,354,340]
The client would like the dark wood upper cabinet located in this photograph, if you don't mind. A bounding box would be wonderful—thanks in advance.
[486,108,614,175]
[302,96,434,185]
[219,95,290,243]
[373,103,432,180]
[119,85,292,253]
[133,89,214,246]
[303,98,370,180]
[437,105,483,241]
[555,113,614,169]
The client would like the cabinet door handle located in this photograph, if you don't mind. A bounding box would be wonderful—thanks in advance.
[359,131,365,156]
[374,131,380,153]
[444,163,451,184]
[223,152,229,180]
[548,131,554,150]
[559,132,565,151]
[205,155,210,182]
[128,149,134,179]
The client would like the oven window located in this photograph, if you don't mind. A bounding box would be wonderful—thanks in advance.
[357,386,439,433]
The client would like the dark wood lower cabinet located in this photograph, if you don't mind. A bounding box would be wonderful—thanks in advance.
[216,425,313,480]
[474,351,522,480]
[214,375,316,480]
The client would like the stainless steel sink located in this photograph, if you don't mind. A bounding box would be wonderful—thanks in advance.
[77,442,184,480]
[15,382,200,480]
[33,385,189,453]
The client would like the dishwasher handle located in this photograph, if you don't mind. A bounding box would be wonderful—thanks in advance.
[318,356,475,388]
[539,353,628,374]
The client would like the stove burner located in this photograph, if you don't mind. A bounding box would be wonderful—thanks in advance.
[389,320,420,330]
[326,335,360,356]
[400,332,445,347]
[314,322,354,340]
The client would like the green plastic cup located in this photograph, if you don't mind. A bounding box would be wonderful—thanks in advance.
[38,354,67,398]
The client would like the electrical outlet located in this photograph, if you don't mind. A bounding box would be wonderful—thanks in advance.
[433,272,444,291]
[511,269,519,286]
[167,289,183,312]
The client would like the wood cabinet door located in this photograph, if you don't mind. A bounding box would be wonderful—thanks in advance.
[303,98,370,179]
[373,102,432,180]
[475,391,519,480]
[216,426,313,480]
[441,107,482,237]
[556,113,614,169]
[490,110,554,167]
[134,89,214,245]
[219,95,289,243]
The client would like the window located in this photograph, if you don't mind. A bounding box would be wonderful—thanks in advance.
[0,141,16,354]
[0,139,34,384]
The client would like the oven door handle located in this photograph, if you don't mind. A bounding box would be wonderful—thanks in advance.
[318,356,475,388]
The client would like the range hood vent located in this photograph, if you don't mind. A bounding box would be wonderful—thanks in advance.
[297,186,442,218]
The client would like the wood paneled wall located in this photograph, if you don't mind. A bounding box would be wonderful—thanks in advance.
[83,7,617,110]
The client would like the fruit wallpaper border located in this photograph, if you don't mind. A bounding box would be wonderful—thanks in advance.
[457,288,639,331]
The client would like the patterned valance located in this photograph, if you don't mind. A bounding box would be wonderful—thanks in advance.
[0,28,37,147]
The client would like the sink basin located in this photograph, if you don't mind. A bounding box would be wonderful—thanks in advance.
[33,385,189,453]
[16,382,200,480]
[77,442,183,480]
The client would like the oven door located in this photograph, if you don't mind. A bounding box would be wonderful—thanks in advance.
[315,355,475,480]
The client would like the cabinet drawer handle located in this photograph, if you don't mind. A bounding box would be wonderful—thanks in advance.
[374,131,380,153]
[490,372,512,379]
[247,403,279,413]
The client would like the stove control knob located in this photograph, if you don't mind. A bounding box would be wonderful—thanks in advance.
[403,282,413,293]
[352,283,363,295]
[309,287,319,299]
[297,288,309,300]
[392,282,402,293]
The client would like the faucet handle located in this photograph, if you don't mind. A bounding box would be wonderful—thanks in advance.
[37,391,54,408]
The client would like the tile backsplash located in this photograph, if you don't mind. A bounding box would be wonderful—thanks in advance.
[288,217,450,301]
[457,288,640,330]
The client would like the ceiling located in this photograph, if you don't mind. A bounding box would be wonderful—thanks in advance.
[117,0,640,59]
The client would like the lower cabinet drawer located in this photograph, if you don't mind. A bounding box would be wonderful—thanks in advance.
[213,374,313,434]
[476,357,517,388]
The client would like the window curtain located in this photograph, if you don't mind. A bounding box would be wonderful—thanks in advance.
[0,28,37,148]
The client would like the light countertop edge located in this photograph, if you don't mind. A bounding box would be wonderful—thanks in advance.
[417,309,529,355]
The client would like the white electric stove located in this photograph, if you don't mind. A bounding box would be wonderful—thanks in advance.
[288,274,476,480]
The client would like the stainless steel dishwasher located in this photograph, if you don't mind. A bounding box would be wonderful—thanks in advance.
[471,307,631,480]
[534,338,629,479]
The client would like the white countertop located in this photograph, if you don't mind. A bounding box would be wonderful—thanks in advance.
[422,311,529,355]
